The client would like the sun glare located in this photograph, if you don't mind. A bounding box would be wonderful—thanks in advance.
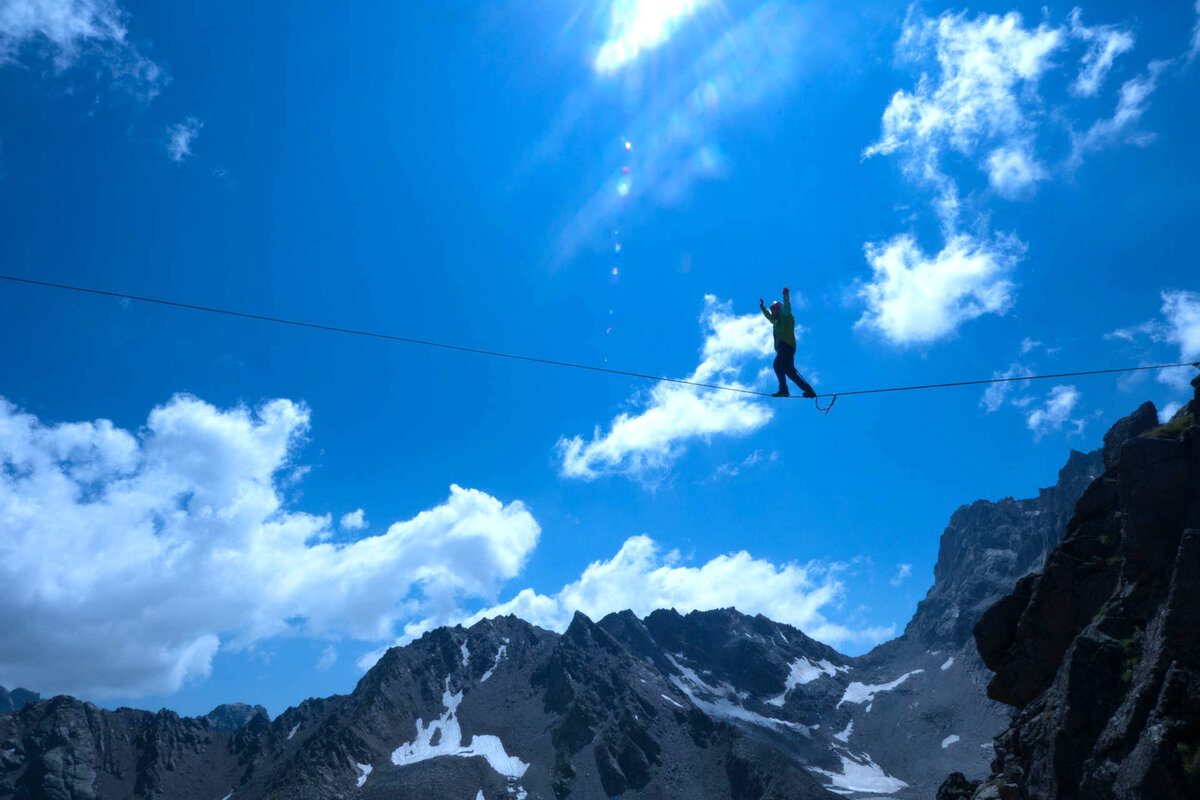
[594,0,712,74]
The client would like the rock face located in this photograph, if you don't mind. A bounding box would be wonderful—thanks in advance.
[904,447,1103,650]
[0,408,1121,800]
[203,702,270,732]
[966,377,1200,800]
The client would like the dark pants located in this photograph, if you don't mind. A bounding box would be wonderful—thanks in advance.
[774,343,814,394]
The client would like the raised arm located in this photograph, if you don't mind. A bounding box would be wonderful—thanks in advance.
[782,287,792,314]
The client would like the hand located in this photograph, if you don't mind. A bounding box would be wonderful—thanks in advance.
[782,287,789,295]
[759,298,765,308]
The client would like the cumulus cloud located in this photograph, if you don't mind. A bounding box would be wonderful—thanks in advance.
[557,296,774,482]
[0,394,540,698]
[1026,385,1087,440]
[0,0,162,95]
[166,117,202,162]
[864,10,1062,205]
[855,233,1023,346]
[359,534,895,669]
[340,508,366,530]
[867,8,1152,197]
[858,7,1165,345]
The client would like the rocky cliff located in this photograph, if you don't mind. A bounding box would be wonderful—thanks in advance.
[953,376,1200,800]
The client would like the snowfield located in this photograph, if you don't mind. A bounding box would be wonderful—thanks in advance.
[837,670,925,710]
[810,753,909,795]
[391,678,529,779]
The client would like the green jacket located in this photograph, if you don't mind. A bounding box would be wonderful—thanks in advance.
[763,295,797,349]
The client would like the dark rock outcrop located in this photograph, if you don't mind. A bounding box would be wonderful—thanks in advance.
[970,376,1200,799]
[204,702,270,732]
[938,771,982,800]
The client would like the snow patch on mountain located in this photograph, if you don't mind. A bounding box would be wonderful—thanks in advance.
[351,759,372,787]
[480,644,506,683]
[942,734,960,748]
[460,641,470,666]
[940,657,955,671]
[834,720,853,743]
[661,693,684,709]
[809,752,908,795]
[836,670,924,709]
[667,655,810,734]
[766,657,845,706]
[287,723,299,740]
[391,678,529,779]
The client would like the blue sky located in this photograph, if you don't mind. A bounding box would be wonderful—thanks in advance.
[1,0,1198,718]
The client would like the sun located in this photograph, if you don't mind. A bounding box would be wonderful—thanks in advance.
[593,0,713,73]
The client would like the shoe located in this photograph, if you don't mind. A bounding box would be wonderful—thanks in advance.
[772,389,789,397]
[802,389,817,398]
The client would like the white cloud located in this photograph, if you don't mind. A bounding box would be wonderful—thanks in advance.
[867,8,1152,196]
[340,508,366,530]
[1161,290,1200,361]
[557,296,774,482]
[889,564,913,587]
[1159,289,1200,390]
[864,10,1062,208]
[364,535,894,669]
[0,394,540,698]
[316,645,337,672]
[1020,337,1042,354]
[1067,9,1135,97]
[1026,385,1087,440]
[981,363,1035,413]
[0,0,162,95]
[855,233,1023,346]
[166,117,202,162]
[1106,290,1200,391]
[985,143,1047,198]
[1069,60,1167,166]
